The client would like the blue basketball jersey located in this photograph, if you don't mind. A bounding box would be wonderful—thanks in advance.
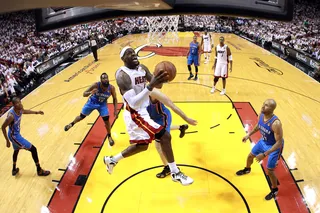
[189,42,199,55]
[147,101,169,127]
[88,82,111,105]
[258,114,279,145]
[8,109,22,135]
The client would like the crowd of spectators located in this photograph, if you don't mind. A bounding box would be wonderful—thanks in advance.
[236,0,320,60]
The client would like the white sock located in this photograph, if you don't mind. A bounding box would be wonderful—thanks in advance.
[168,162,179,173]
[113,153,124,162]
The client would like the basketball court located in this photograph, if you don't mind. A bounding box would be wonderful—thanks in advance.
[0,32,319,213]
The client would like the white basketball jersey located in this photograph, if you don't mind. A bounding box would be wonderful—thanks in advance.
[203,34,211,46]
[116,65,150,114]
[216,44,228,64]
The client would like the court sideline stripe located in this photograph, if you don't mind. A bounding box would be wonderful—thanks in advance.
[46,115,99,209]
[71,104,123,213]
[234,102,310,213]
[46,103,122,213]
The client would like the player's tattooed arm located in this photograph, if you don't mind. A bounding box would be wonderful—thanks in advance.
[116,70,133,95]
[83,83,98,97]
[140,64,153,82]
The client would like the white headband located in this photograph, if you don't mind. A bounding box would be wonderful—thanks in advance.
[120,46,132,59]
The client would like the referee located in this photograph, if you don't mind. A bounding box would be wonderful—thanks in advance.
[90,35,98,61]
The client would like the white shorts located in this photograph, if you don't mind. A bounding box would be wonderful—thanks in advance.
[123,107,163,144]
[214,63,228,78]
[203,44,212,53]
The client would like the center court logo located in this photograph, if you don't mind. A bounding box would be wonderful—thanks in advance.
[250,57,283,75]
[134,43,162,60]
[134,43,189,59]
[64,61,100,82]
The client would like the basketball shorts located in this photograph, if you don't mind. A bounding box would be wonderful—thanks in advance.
[81,102,109,117]
[123,107,164,144]
[8,132,32,150]
[150,106,172,133]
[187,55,199,66]
[251,139,284,169]
[214,63,228,78]
[203,44,211,53]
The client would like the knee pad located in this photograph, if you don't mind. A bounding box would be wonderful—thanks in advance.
[102,116,109,121]
[214,77,219,82]
[80,113,86,119]
[155,128,166,140]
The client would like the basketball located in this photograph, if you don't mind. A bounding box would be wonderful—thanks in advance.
[154,61,177,82]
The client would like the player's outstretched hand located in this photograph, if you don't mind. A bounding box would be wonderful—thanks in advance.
[149,70,169,89]
[242,135,249,143]
[186,117,198,126]
[38,111,44,115]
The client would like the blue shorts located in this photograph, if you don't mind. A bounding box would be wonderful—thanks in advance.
[81,102,109,117]
[152,107,172,133]
[8,133,32,150]
[187,55,199,66]
[251,139,284,169]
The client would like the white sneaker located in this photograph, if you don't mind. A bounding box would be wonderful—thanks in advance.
[220,89,226,95]
[171,171,194,186]
[210,87,216,93]
[103,156,117,174]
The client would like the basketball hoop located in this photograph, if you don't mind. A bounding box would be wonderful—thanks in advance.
[146,15,179,45]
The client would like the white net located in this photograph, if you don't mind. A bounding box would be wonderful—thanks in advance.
[146,16,180,44]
